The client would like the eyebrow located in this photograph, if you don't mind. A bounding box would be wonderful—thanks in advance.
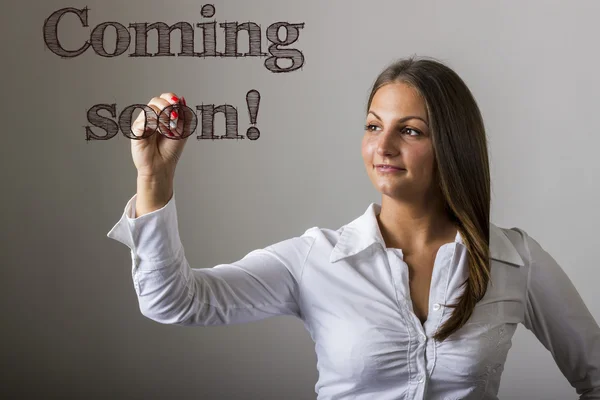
[368,111,429,127]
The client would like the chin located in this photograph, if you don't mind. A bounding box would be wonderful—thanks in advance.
[375,184,403,196]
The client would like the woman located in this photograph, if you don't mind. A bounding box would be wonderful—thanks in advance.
[107,56,600,399]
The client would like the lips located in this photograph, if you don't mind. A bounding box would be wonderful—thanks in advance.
[375,164,404,170]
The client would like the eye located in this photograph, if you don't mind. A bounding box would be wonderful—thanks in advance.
[364,124,422,137]
[402,127,422,136]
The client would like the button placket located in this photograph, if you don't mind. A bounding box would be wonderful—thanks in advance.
[387,248,426,392]
[426,244,458,337]
[386,248,413,318]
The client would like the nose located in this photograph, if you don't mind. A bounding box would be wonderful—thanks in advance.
[375,128,399,157]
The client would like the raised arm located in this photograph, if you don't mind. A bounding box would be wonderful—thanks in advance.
[521,230,600,399]
[107,192,317,326]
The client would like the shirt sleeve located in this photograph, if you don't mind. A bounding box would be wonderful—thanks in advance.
[521,230,600,399]
[106,192,317,326]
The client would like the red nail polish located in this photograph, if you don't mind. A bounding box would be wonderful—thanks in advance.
[171,111,178,119]
[171,96,179,103]
[181,96,186,106]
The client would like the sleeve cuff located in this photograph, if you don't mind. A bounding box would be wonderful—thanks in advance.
[106,192,183,269]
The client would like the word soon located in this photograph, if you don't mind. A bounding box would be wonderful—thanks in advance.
[85,90,261,141]
[43,5,305,73]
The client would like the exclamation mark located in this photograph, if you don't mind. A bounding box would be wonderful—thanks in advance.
[246,89,260,140]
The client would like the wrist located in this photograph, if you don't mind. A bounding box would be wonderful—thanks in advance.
[135,175,174,217]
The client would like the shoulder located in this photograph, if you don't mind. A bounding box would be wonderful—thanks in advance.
[494,225,549,267]
[261,226,340,261]
[492,224,566,284]
[490,223,533,267]
[301,226,344,244]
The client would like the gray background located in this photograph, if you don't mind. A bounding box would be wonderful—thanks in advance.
[2,0,599,399]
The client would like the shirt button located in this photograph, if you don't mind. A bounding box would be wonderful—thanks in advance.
[432,303,441,311]
[417,375,424,383]
[420,333,427,342]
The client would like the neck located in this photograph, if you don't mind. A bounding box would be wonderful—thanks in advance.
[377,195,457,252]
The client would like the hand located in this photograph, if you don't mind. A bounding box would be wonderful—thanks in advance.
[130,92,193,181]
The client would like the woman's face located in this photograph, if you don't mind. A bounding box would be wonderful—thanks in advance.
[362,82,436,201]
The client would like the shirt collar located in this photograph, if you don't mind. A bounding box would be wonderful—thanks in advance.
[329,202,525,267]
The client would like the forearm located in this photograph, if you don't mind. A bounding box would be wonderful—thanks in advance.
[135,175,174,217]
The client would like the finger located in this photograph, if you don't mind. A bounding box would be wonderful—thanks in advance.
[147,98,177,137]
[132,101,158,132]
[159,93,182,131]
[171,98,195,137]
[146,103,177,138]
[151,97,180,136]
[159,92,181,105]
[131,102,172,138]
[131,97,166,135]
[131,106,160,138]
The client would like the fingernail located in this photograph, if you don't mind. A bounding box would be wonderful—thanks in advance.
[181,96,187,106]
[170,110,179,129]
[171,96,179,103]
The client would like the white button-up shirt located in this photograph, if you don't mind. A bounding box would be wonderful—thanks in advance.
[107,193,600,399]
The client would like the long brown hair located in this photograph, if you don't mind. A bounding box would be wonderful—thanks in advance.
[366,55,492,342]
